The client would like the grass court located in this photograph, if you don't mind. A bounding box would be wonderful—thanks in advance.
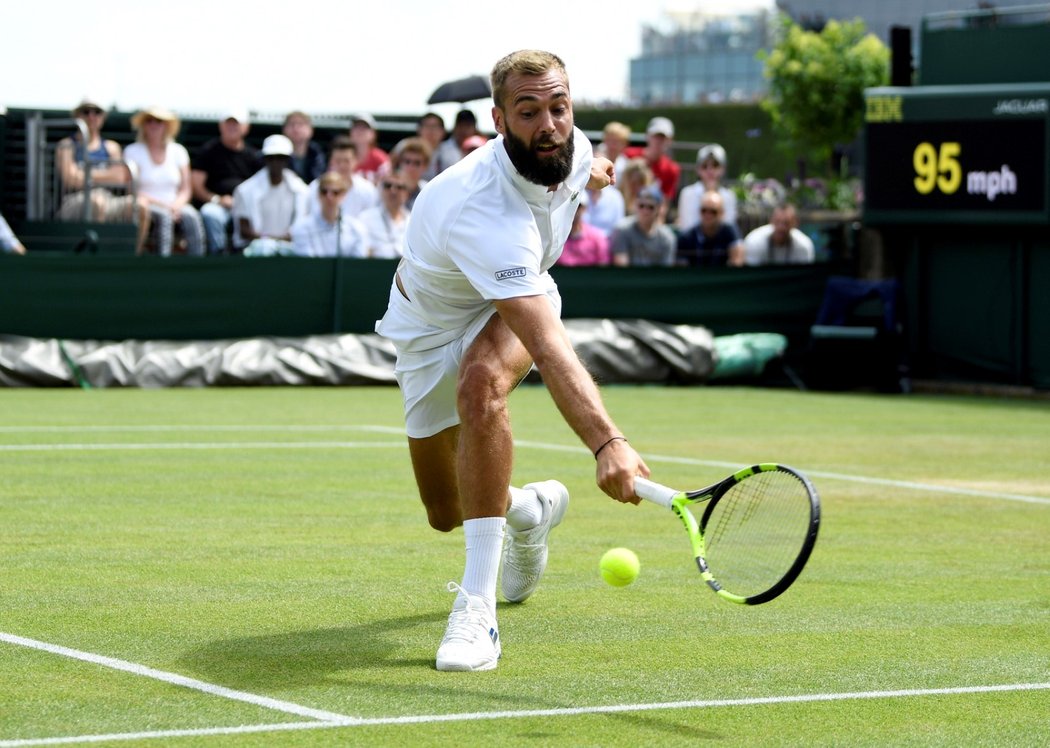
[1,385,1048,746]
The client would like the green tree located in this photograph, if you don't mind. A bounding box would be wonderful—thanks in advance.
[760,16,889,175]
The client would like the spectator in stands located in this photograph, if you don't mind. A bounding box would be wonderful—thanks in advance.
[306,135,378,218]
[416,112,446,180]
[55,98,134,222]
[191,108,261,254]
[623,116,680,205]
[619,158,655,216]
[742,203,815,265]
[125,106,205,257]
[359,169,410,259]
[583,182,625,239]
[289,171,368,258]
[389,137,432,210]
[233,134,309,256]
[461,134,488,156]
[557,192,609,267]
[610,187,676,267]
[596,121,631,184]
[676,143,738,232]
[0,211,26,254]
[349,113,389,183]
[434,109,480,174]
[283,111,327,184]
[676,191,744,267]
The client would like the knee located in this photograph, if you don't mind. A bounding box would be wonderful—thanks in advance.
[426,509,461,533]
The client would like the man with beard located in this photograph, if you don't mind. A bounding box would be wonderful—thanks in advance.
[376,50,650,672]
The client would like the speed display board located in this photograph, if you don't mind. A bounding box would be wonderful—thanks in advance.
[863,84,1050,224]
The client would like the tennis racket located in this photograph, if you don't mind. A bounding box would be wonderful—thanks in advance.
[634,464,820,605]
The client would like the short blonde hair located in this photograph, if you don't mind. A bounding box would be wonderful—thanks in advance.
[318,171,349,192]
[392,137,433,167]
[490,50,567,110]
[603,121,631,141]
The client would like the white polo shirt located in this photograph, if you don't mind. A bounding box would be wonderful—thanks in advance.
[376,127,592,352]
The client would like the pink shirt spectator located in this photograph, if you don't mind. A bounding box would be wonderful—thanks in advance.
[558,220,610,266]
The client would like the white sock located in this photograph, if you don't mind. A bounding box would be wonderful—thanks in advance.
[506,486,543,531]
[459,517,505,609]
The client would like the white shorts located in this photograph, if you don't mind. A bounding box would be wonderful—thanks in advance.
[378,280,561,439]
[393,306,499,438]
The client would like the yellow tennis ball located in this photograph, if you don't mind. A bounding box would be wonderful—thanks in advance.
[600,547,640,587]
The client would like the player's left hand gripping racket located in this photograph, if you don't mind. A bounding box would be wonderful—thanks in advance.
[634,464,820,605]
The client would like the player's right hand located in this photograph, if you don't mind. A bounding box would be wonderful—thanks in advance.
[596,440,648,504]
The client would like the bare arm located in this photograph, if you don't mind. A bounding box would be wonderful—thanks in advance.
[493,294,648,502]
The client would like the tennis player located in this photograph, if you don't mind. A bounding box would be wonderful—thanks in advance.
[376,50,650,671]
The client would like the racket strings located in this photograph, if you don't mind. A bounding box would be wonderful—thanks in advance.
[703,471,812,597]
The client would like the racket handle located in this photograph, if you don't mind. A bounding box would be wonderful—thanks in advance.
[633,477,678,508]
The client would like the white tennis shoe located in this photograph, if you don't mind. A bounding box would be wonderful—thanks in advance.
[501,480,569,603]
[435,582,501,672]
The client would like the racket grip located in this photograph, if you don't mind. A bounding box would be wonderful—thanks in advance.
[633,477,678,508]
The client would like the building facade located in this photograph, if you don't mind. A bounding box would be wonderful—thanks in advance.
[628,1,1039,105]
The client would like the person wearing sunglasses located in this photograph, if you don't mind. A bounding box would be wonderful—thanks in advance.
[675,190,744,267]
[55,98,134,223]
[305,135,378,219]
[359,172,411,259]
[610,186,676,267]
[387,137,433,209]
[289,171,367,258]
[676,143,738,233]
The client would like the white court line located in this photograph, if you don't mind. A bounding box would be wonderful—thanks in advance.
[515,440,1050,507]
[0,425,404,434]
[2,682,1048,746]
[1,428,1046,506]
[0,632,355,725]
[0,441,405,452]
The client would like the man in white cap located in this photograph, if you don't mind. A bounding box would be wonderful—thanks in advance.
[191,108,262,254]
[234,134,309,256]
[623,115,680,205]
[676,143,738,232]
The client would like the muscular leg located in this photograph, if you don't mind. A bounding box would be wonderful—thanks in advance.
[407,425,461,532]
[405,312,533,531]
[456,313,533,520]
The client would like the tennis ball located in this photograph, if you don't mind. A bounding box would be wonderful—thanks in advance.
[600,547,640,587]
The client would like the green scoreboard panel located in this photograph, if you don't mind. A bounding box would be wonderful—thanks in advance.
[863,83,1050,224]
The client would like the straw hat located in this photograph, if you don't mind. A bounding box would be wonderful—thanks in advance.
[130,106,181,140]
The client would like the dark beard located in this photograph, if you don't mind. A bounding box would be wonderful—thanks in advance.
[503,126,574,187]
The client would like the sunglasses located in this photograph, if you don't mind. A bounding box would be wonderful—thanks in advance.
[78,107,104,116]
[636,203,658,210]
[700,207,720,215]
[382,182,408,191]
[319,188,346,196]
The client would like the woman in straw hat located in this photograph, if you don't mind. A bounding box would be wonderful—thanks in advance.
[124,106,205,256]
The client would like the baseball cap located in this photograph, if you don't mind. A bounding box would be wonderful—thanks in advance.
[697,143,727,166]
[352,113,377,129]
[646,116,675,138]
[638,185,665,205]
[261,134,293,157]
[221,107,250,125]
[73,97,105,114]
